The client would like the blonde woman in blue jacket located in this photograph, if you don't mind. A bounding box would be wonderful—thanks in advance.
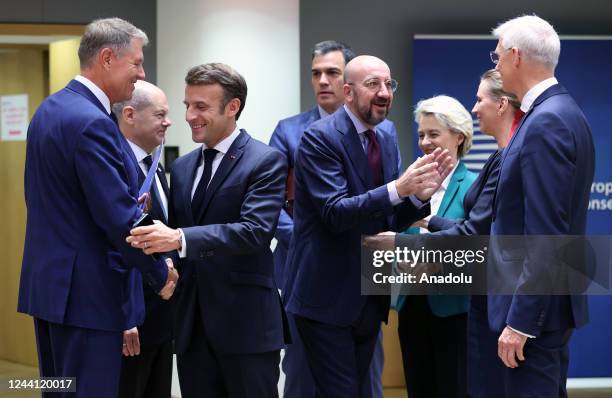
[398,95,476,398]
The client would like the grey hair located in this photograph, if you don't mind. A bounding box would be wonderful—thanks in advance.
[78,17,148,68]
[111,84,153,118]
[493,14,560,70]
[414,95,473,158]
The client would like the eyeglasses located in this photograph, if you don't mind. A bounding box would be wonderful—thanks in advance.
[490,47,513,65]
[348,78,399,93]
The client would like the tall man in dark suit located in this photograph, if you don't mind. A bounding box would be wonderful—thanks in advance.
[284,55,453,397]
[128,63,288,398]
[113,80,174,398]
[270,40,391,398]
[18,18,177,398]
[486,15,595,397]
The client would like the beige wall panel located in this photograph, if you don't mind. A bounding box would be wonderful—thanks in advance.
[0,48,45,366]
[49,38,80,94]
[382,310,407,388]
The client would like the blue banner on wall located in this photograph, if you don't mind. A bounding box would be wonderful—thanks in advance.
[413,36,612,377]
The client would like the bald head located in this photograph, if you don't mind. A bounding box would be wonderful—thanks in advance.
[113,80,171,153]
[343,55,394,127]
[344,55,390,84]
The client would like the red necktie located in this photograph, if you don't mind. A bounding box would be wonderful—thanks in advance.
[365,129,383,187]
[509,109,526,139]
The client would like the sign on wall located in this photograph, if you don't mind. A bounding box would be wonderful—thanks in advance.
[1,94,29,141]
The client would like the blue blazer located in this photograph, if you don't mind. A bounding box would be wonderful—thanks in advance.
[429,151,502,237]
[269,106,400,290]
[169,130,289,355]
[489,84,594,336]
[284,107,429,327]
[18,79,169,332]
[269,107,321,288]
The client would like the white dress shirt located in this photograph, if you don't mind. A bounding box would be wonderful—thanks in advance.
[520,77,558,113]
[74,75,111,114]
[179,125,241,257]
[420,162,458,234]
[127,140,169,220]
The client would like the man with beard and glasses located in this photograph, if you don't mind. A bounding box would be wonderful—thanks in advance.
[283,55,454,396]
[269,40,393,398]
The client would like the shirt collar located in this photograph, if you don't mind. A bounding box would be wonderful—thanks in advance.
[318,105,331,118]
[202,125,241,156]
[74,74,111,114]
[520,77,558,113]
[127,139,149,163]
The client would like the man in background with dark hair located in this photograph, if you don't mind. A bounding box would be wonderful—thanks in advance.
[128,63,288,398]
[270,40,389,398]
[113,80,174,398]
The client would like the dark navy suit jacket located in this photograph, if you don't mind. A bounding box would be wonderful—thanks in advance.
[18,79,169,332]
[130,152,174,347]
[269,107,321,288]
[169,130,289,355]
[429,150,502,236]
[270,107,400,290]
[489,84,594,336]
[284,107,428,326]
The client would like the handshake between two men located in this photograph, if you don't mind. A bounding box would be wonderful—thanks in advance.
[127,218,182,300]
[128,146,452,301]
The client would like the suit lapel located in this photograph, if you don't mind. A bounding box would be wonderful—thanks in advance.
[194,130,249,223]
[377,129,395,183]
[182,149,201,226]
[438,162,466,216]
[338,109,369,186]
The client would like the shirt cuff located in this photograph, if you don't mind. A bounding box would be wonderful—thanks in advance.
[508,325,535,338]
[178,228,187,258]
[387,181,403,206]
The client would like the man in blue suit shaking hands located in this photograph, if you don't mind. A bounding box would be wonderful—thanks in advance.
[284,55,453,397]
[18,18,178,398]
[486,15,595,397]
[128,63,288,398]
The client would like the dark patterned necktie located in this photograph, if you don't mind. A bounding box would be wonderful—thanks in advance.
[365,129,383,187]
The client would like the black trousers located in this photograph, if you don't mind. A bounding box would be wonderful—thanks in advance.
[177,311,280,398]
[398,295,467,398]
[118,339,173,398]
[294,296,384,398]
